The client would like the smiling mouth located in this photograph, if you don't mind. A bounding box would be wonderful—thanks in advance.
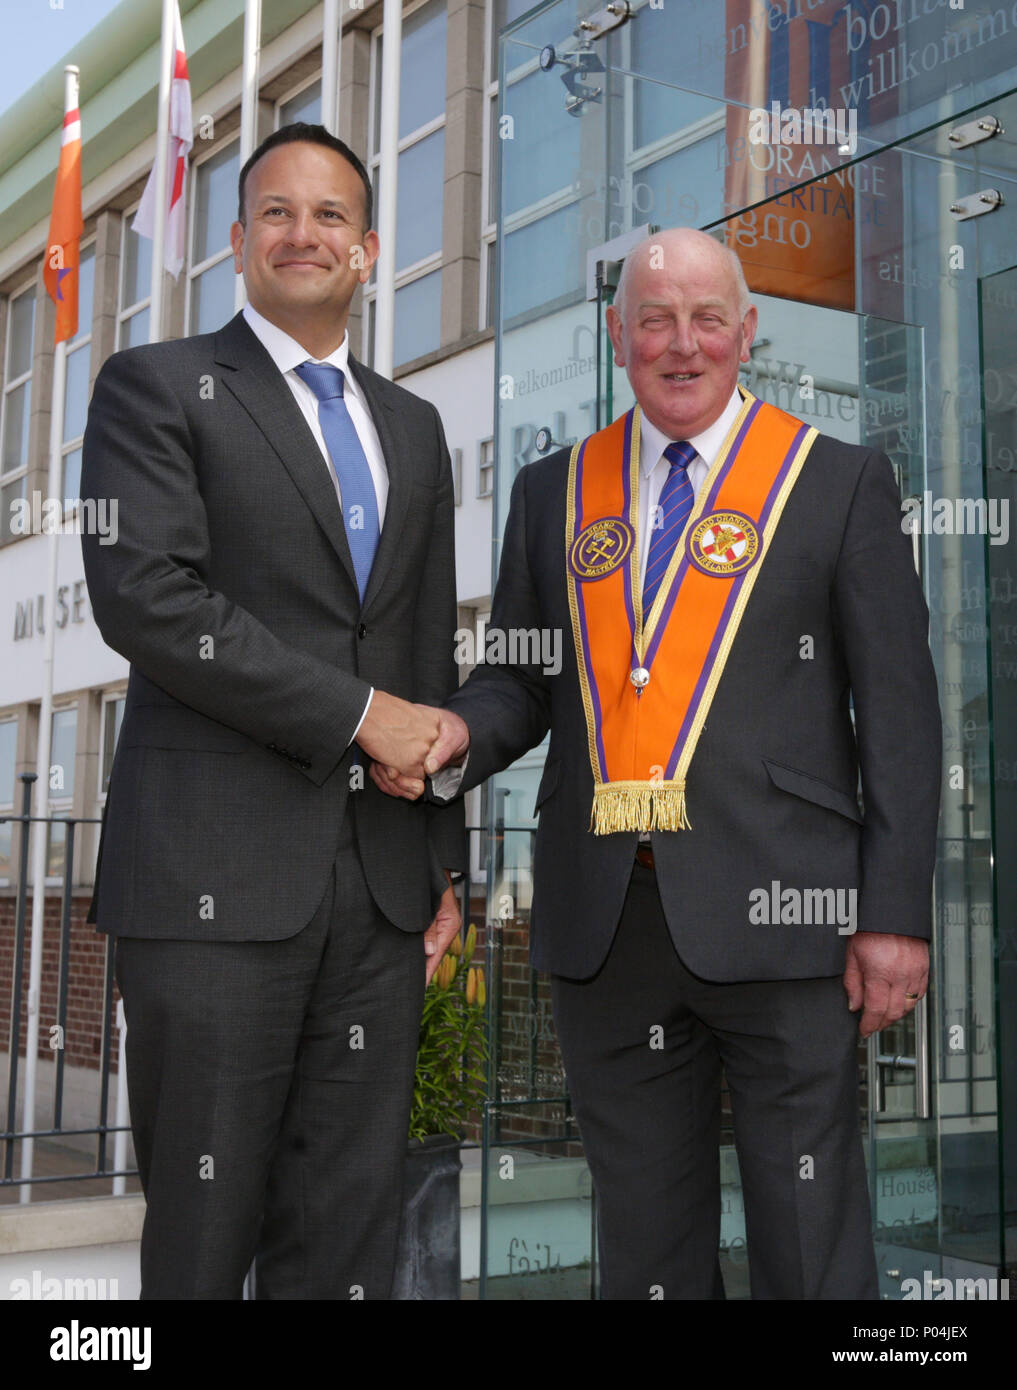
[662,371,701,382]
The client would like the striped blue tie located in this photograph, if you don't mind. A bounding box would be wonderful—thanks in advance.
[295,360,380,601]
[643,440,696,613]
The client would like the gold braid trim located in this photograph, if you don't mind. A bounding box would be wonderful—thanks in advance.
[591,780,691,834]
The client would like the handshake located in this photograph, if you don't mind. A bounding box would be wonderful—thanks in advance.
[358,690,470,800]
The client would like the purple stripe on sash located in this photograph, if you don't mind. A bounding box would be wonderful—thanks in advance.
[622,410,637,653]
[663,421,809,779]
[573,434,610,778]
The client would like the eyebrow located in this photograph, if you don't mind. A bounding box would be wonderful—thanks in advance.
[636,298,729,311]
[256,195,351,211]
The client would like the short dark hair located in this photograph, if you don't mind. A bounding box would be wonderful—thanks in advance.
[237,123,373,231]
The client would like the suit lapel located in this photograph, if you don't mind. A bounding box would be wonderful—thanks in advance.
[215,313,359,593]
[345,353,412,616]
[214,313,411,613]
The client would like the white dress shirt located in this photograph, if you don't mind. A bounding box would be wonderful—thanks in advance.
[431,386,746,805]
[241,301,382,737]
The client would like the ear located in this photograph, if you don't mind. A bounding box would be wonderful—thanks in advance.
[739,304,758,363]
[606,304,626,366]
[356,230,381,284]
[229,221,245,274]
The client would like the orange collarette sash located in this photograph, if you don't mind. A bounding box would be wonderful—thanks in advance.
[565,386,818,834]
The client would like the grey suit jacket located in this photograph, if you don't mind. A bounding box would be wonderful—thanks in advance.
[443,426,942,982]
[81,310,466,940]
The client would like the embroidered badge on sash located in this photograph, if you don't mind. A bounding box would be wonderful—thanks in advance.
[569,517,634,581]
[687,511,760,577]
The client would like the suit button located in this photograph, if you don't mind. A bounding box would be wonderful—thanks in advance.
[358,623,368,639]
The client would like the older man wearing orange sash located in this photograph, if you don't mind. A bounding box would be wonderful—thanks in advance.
[373,228,942,1300]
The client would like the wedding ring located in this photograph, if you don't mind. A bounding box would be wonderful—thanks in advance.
[905,992,919,1000]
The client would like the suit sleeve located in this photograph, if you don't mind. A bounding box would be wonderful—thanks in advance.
[441,461,553,792]
[413,404,467,876]
[80,348,372,788]
[833,449,942,939]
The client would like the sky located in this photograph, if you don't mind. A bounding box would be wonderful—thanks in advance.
[0,0,126,120]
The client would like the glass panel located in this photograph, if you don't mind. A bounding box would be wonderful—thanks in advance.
[101,698,125,795]
[46,820,66,879]
[63,341,91,444]
[70,243,95,344]
[122,221,152,309]
[0,476,25,542]
[6,287,35,379]
[190,258,236,335]
[50,708,77,801]
[501,65,580,218]
[982,264,1017,1272]
[62,446,82,504]
[193,142,240,265]
[375,0,448,146]
[0,720,16,807]
[396,129,444,267]
[632,133,728,237]
[2,379,30,472]
[0,821,11,883]
[119,306,150,349]
[279,78,322,127]
[393,268,441,366]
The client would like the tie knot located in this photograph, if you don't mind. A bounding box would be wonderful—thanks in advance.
[295,360,345,402]
[664,440,697,471]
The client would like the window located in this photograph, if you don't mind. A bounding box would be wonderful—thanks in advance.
[1,284,35,542]
[187,138,240,335]
[482,0,568,328]
[117,208,153,349]
[0,718,17,885]
[277,76,322,128]
[365,0,446,367]
[99,694,125,799]
[477,436,494,498]
[46,706,77,880]
[61,241,96,504]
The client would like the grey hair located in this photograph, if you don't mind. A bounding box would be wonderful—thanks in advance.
[614,231,751,321]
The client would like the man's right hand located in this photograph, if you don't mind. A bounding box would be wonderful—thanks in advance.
[369,709,470,800]
[356,691,442,780]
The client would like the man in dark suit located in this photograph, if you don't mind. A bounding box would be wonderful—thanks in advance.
[80,123,466,1299]
[372,228,942,1298]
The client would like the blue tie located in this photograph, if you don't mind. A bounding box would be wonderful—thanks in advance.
[295,360,380,601]
[643,440,696,614]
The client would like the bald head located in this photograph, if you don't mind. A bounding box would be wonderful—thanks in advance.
[604,226,758,439]
[614,229,751,323]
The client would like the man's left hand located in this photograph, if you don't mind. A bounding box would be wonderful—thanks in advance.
[423,875,463,986]
[843,931,929,1038]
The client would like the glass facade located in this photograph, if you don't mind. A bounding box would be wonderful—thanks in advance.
[482,0,1017,1297]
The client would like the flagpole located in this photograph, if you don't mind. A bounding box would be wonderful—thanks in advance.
[321,0,342,136]
[20,65,79,1201]
[148,0,175,342]
[235,0,262,311]
[374,0,402,379]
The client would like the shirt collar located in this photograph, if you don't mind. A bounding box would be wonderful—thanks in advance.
[639,385,745,477]
[242,300,351,378]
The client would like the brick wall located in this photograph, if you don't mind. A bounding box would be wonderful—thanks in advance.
[0,893,120,1074]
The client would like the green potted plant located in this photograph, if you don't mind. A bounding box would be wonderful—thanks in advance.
[392,923,488,1300]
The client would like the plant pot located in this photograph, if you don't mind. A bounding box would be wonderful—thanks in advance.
[391,1133,463,1300]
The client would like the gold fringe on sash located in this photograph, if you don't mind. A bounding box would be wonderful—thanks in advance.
[591,780,691,834]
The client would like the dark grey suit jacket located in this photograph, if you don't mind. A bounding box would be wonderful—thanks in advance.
[81,310,466,940]
[443,427,942,982]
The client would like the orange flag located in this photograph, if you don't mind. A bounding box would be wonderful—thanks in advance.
[43,73,84,345]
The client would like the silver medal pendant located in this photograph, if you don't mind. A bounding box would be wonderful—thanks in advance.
[630,667,650,689]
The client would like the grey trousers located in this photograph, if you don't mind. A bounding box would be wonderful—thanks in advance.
[551,859,878,1300]
[114,815,425,1299]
